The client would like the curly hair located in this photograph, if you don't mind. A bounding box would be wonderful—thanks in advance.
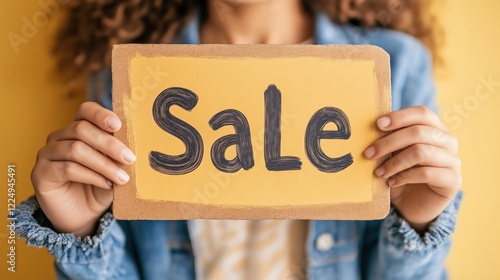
[53,0,443,82]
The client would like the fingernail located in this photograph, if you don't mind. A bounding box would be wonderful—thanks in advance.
[117,170,130,183]
[106,117,121,130]
[106,179,114,187]
[375,166,385,177]
[122,149,136,163]
[364,146,376,159]
[387,178,395,187]
[377,116,391,129]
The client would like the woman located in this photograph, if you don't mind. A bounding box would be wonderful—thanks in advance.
[16,0,462,279]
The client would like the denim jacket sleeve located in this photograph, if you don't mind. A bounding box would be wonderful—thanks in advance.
[14,196,140,280]
[361,192,463,280]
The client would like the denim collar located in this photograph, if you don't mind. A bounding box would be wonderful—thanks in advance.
[171,11,370,45]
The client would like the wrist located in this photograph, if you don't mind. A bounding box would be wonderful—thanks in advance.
[406,221,431,235]
[56,219,99,238]
[384,192,463,254]
[390,202,436,235]
[34,191,102,238]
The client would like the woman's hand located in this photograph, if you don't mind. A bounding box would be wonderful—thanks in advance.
[364,106,462,233]
[31,102,136,237]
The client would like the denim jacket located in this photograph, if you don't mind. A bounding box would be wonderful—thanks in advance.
[15,12,462,280]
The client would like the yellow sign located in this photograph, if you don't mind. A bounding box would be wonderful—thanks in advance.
[112,44,391,220]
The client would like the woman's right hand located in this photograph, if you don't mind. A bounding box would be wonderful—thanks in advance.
[31,102,136,237]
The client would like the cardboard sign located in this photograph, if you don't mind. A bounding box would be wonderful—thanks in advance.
[112,44,391,220]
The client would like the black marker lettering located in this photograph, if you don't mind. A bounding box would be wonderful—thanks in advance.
[305,107,353,172]
[264,85,302,171]
[209,109,254,173]
[150,87,203,175]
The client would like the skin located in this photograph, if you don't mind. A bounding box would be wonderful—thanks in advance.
[32,0,461,237]
[200,0,313,44]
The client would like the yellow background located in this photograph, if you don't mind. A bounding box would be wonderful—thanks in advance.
[0,1,499,279]
[127,55,377,206]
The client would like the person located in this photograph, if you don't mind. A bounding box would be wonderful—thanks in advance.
[15,0,463,279]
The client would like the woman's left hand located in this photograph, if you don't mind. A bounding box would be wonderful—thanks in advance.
[364,106,462,233]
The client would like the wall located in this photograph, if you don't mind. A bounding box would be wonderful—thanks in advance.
[0,1,84,279]
[1,1,499,279]
[438,1,500,279]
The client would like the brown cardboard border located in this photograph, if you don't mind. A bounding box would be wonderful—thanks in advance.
[112,44,391,220]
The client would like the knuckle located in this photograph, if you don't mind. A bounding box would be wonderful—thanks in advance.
[410,126,425,140]
[415,146,426,162]
[412,144,429,162]
[420,167,432,180]
[62,161,75,177]
[431,129,447,145]
[73,120,90,138]
[46,131,56,143]
[68,141,85,159]
[78,102,89,115]
[78,101,94,114]
[91,107,103,124]
[415,105,431,117]
[36,147,46,161]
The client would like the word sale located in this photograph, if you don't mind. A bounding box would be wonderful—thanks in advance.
[149,85,353,175]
